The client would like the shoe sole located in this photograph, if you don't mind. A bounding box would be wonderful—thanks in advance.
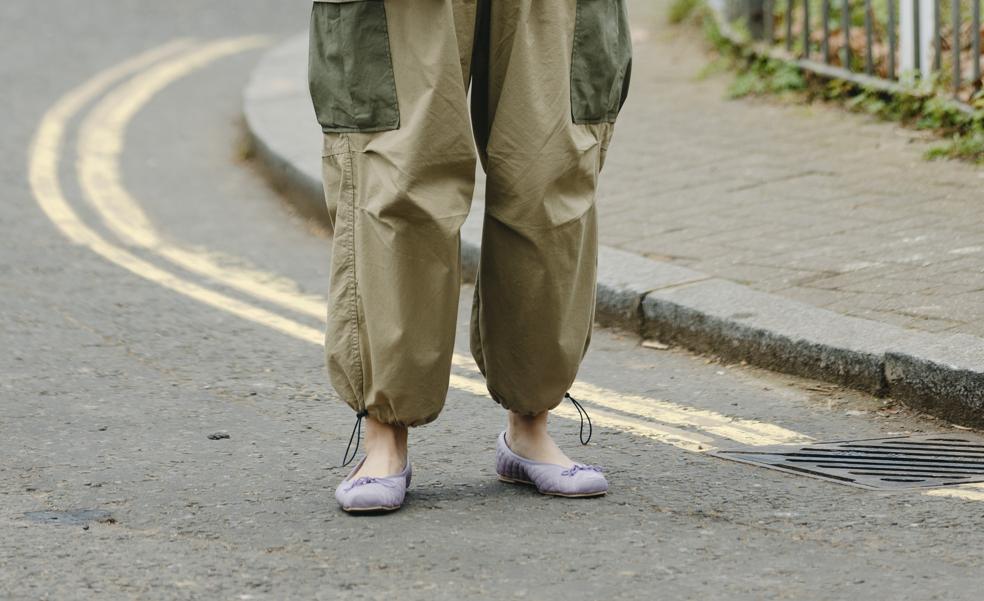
[497,474,535,486]
[341,505,402,513]
[498,474,607,498]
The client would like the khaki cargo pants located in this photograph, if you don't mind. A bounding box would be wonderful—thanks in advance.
[309,0,632,427]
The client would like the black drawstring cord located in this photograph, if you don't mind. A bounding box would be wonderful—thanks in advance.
[565,392,592,445]
[341,410,369,467]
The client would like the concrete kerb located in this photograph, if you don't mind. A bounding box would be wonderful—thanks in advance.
[243,34,984,428]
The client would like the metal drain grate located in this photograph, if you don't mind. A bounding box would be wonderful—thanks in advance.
[710,433,984,490]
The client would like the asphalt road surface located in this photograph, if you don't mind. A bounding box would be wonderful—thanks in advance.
[3,2,984,600]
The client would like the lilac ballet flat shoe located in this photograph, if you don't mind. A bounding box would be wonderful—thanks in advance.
[496,431,608,498]
[334,457,412,513]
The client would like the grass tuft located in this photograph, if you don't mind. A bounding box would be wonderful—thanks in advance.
[668,0,701,24]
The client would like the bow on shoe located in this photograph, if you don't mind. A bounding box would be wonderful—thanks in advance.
[344,476,399,492]
[561,464,604,477]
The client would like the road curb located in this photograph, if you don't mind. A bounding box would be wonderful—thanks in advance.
[243,34,984,428]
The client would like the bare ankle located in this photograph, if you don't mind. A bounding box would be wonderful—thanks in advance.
[351,417,409,477]
[505,409,573,467]
[507,410,548,443]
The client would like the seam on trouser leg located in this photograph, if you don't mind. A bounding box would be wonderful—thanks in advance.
[340,140,366,410]
[469,268,489,380]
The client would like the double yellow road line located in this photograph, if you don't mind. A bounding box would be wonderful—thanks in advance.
[26,38,984,502]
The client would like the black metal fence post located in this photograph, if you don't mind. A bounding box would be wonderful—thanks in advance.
[787,0,795,49]
[842,0,852,68]
[888,0,897,79]
[865,0,875,74]
[764,0,775,43]
[746,0,767,39]
[822,0,832,62]
[974,0,982,89]
[803,0,811,57]
[952,0,961,96]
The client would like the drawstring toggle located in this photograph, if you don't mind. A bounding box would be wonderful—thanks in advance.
[565,392,593,445]
[341,409,369,467]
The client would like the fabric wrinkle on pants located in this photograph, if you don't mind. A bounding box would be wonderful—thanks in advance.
[309,0,631,427]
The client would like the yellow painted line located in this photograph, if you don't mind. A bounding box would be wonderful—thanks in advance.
[29,37,324,347]
[554,403,714,452]
[924,483,984,501]
[28,38,193,245]
[76,38,324,321]
[570,381,810,446]
[451,355,808,446]
[73,40,812,451]
[450,369,713,452]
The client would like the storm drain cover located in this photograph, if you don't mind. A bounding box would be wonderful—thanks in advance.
[710,433,984,490]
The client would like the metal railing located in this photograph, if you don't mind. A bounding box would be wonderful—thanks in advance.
[726,0,983,103]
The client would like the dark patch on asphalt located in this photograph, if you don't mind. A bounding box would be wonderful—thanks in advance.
[24,509,115,526]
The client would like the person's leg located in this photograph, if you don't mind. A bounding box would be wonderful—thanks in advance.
[469,0,631,463]
[310,0,478,477]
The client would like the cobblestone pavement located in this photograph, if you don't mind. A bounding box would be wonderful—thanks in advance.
[605,0,984,338]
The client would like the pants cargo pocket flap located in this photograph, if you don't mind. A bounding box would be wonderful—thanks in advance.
[309,0,400,133]
[570,0,633,125]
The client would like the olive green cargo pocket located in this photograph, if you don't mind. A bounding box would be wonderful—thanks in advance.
[570,0,633,124]
[308,0,400,133]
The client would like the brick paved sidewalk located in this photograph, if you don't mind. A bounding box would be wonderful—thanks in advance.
[607,0,984,338]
